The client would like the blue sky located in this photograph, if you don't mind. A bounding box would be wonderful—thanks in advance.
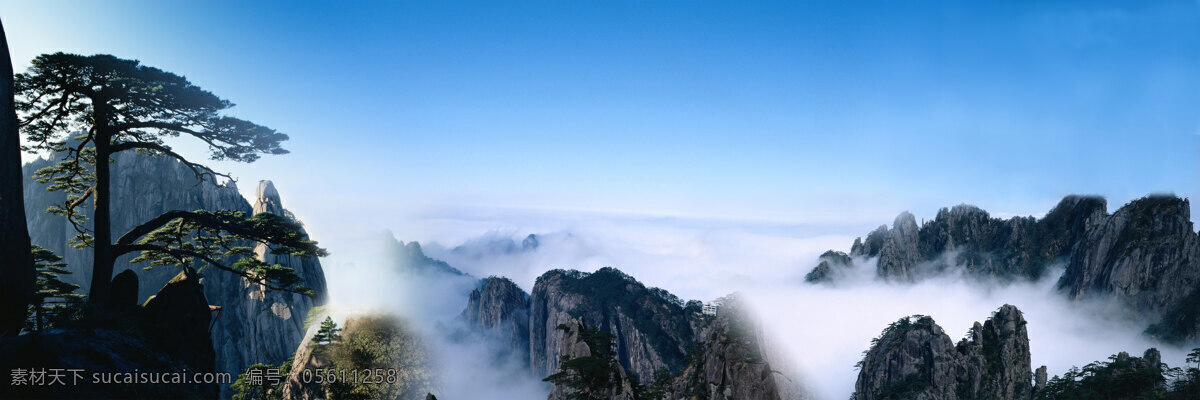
[4,1,1199,238]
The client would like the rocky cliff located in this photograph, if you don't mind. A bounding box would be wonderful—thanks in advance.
[805,250,853,283]
[664,295,783,400]
[545,318,638,400]
[1058,196,1200,333]
[854,305,1034,400]
[22,152,328,398]
[461,268,796,399]
[221,180,328,392]
[811,194,1200,342]
[461,276,530,363]
[836,196,1107,282]
[530,268,700,381]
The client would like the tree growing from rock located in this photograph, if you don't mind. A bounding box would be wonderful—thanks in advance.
[15,52,325,305]
[544,323,623,400]
[313,316,341,345]
[26,245,84,332]
[231,360,289,400]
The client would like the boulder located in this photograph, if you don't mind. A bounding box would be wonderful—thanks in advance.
[142,267,216,377]
[109,269,139,311]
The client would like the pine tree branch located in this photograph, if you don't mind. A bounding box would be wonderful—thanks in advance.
[113,243,301,293]
[109,141,233,182]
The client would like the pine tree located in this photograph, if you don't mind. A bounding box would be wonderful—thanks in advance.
[26,245,83,332]
[313,316,341,345]
[15,53,326,305]
[543,323,622,400]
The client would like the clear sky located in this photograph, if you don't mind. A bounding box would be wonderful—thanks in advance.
[4,1,1198,239]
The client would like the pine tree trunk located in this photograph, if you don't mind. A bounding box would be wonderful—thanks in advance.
[88,111,113,305]
[0,17,35,336]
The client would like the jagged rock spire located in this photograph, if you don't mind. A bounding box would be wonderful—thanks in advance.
[855,304,1034,400]
[254,180,283,215]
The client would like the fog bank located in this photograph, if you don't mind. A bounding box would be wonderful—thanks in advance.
[321,212,1194,399]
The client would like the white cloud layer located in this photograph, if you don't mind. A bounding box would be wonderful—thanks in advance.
[320,211,1196,400]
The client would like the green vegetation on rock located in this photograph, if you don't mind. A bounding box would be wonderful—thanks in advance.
[1035,348,1200,400]
[544,323,624,400]
[313,316,342,345]
[15,52,324,306]
[555,267,697,371]
[288,315,433,400]
[25,244,83,332]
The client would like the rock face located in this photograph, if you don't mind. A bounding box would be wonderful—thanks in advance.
[0,17,34,338]
[854,315,959,400]
[223,180,328,390]
[279,322,329,400]
[1034,366,1047,393]
[460,268,796,398]
[1059,196,1199,321]
[805,250,854,283]
[854,305,1034,400]
[838,196,1108,282]
[462,276,530,362]
[546,318,638,400]
[142,267,217,377]
[812,194,1200,342]
[22,152,328,397]
[530,268,699,381]
[665,296,783,400]
[875,212,923,281]
[953,305,1033,400]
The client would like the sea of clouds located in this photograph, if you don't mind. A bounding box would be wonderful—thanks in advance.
[319,209,1196,400]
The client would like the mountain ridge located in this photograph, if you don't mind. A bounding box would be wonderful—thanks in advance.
[462,267,800,399]
[808,194,1200,343]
